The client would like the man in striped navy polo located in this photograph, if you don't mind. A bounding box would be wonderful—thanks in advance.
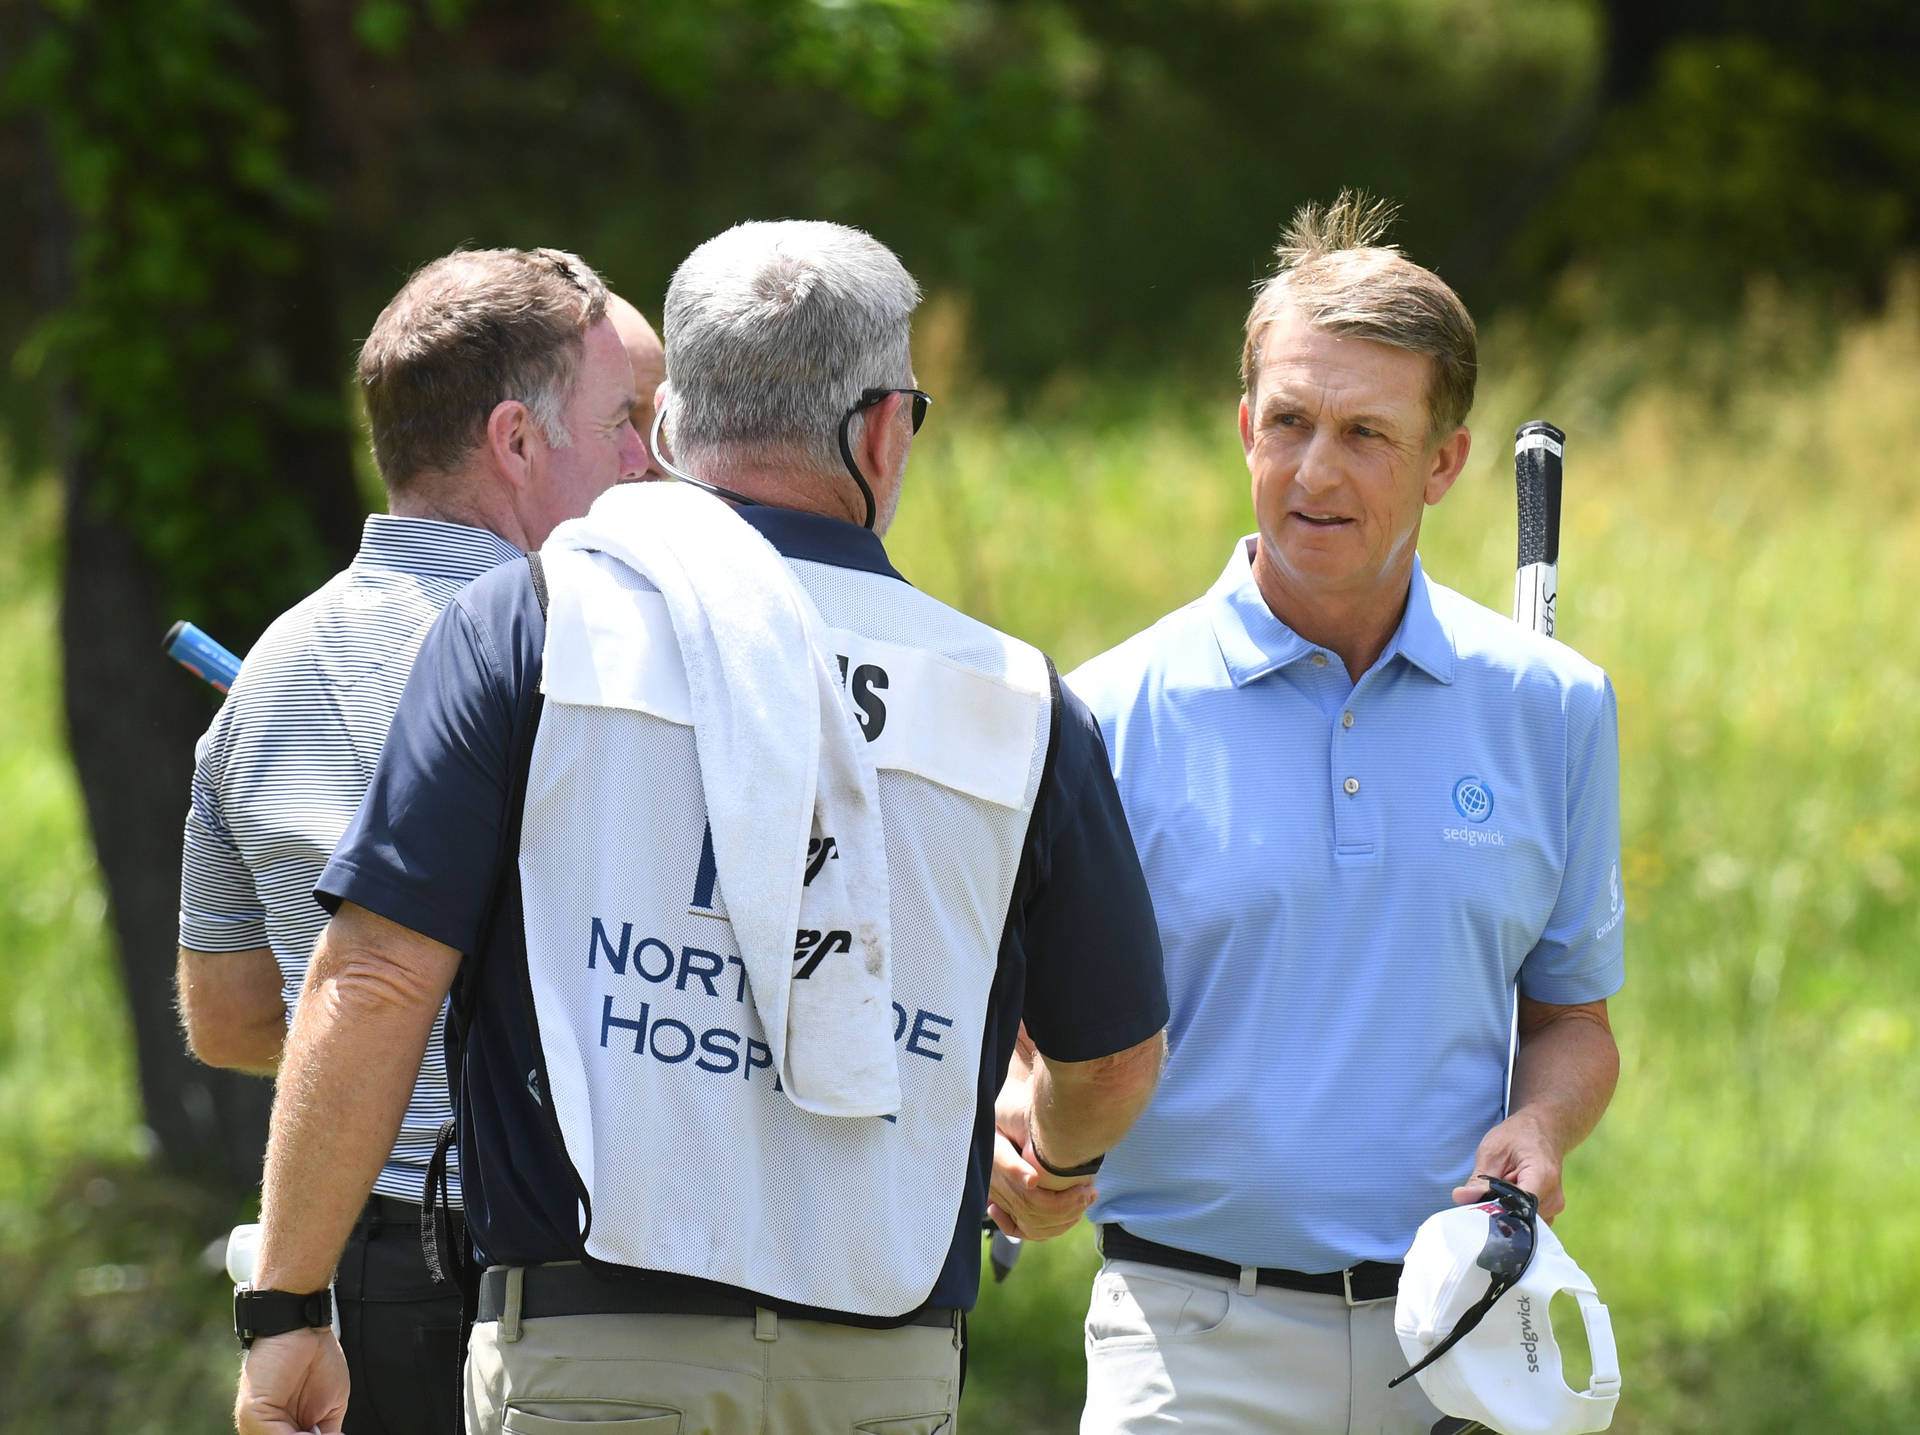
[176,246,649,1434]
[1019,196,1626,1433]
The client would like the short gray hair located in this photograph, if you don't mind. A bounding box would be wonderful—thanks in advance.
[1242,191,1478,436]
[359,247,608,488]
[663,221,920,473]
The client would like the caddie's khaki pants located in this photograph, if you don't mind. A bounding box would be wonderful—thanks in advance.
[466,1283,961,1435]
[1081,1258,1444,1435]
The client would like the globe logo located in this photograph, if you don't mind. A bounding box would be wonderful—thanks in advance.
[1453,776,1494,823]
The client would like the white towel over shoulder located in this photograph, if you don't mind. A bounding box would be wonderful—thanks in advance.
[539,482,898,1117]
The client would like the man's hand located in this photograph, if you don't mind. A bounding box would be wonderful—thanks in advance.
[987,1024,1100,1240]
[235,1328,349,1435]
[1454,996,1618,1224]
[987,1125,1096,1241]
[1452,1110,1564,1220]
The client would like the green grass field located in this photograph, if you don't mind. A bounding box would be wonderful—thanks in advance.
[2,289,1916,1431]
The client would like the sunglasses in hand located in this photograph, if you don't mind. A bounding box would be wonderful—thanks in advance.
[1389,1175,1540,1393]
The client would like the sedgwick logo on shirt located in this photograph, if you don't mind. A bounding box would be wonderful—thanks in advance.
[1442,775,1506,848]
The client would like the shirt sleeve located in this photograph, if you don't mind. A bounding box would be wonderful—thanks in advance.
[1519,673,1626,1005]
[1017,683,1170,1063]
[316,569,535,954]
[178,713,271,952]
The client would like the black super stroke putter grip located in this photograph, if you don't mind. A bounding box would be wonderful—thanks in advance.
[1512,421,1565,638]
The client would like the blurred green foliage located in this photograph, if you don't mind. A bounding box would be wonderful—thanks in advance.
[1520,32,1920,326]
[8,0,1918,622]
[7,0,355,631]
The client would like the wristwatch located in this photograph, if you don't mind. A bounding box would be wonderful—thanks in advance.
[233,1285,332,1348]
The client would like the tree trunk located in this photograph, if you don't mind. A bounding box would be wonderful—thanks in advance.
[29,94,275,1192]
[29,0,364,1191]
[60,475,279,1189]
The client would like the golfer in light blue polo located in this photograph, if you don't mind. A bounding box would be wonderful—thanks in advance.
[1038,195,1625,1433]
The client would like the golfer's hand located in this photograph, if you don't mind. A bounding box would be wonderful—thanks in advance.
[993,1060,1032,1151]
[235,1327,349,1435]
[987,1128,1095,1241]
[1453,1112,1565,1222]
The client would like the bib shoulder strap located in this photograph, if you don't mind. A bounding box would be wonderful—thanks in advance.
[423,550,551,1298]
[528,550,550,618]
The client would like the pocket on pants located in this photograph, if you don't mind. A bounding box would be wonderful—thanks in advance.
[1085,1265,1231,1346]
[853,1416,951,1435]
[501,1405,681,1433]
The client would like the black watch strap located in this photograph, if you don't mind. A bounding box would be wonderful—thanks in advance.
[234,1286,332,1347]
[1030,1136,1105,1180]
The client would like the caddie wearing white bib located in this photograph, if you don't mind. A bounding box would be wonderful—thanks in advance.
[235,220,1169,1435]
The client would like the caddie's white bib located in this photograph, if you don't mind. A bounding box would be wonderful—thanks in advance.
[518,551,1053,1316]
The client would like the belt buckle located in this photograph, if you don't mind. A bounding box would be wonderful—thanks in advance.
[1343,1265,1392,1306]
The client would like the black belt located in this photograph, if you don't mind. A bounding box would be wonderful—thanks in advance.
[476,1264,960,1331]
[355,1193,463,1233]
[1101,1225,1402,1303]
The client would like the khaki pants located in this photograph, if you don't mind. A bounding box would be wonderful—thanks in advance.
[466,1275,962,1435]
[1081,1258,1444,1435]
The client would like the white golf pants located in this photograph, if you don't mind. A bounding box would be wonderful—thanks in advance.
[1081,1258,1445,1435]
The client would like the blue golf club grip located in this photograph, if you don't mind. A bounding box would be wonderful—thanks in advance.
[163,620,243,694]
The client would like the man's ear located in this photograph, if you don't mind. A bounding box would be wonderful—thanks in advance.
[485,399,537,490]
[646,380,673,464]
[1424,425,1471,506]
[857,391,911,488]
[1239,395,1256,459]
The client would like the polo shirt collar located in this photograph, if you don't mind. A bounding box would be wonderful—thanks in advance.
[1388,557,1456,684]
[1209,537,1315,686]
[738,504,907,583]
[352,514,522,583]
[1208,538,1456,687]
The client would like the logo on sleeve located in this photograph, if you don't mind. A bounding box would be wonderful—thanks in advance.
[1594,862,1625,940]
[1443,775,1505,848]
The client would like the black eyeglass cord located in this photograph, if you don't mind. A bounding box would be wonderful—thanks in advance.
[649,406,765,510]
[653,389,925,532]
[837,388,931,531]
[835,416,879,530]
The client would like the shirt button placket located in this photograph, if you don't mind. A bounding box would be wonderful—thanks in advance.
[1330,689,1373,856]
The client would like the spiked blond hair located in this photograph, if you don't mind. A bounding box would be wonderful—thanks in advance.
[1240,191,1478,435]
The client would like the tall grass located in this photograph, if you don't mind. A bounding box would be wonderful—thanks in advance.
[1,283,1916,1430]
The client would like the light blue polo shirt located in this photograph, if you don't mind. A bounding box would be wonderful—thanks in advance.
[1069,539,1624,1273]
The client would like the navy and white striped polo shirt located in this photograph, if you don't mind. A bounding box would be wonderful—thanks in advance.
[179,514,522,1205]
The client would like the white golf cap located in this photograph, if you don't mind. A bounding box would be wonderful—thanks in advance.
[1395,1200,1621,1435]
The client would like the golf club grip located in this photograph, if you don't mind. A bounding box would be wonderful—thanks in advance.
[1512,421,1564,637]
[164,620,243,694]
